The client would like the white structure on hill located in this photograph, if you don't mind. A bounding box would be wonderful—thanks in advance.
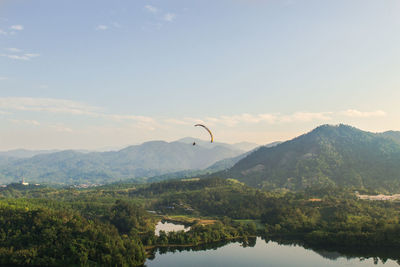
[21,178,29,186]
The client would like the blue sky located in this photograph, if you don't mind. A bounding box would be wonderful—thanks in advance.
[1,0,400,150]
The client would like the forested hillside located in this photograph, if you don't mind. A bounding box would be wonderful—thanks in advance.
[220,124,400,192]
[0,198,150,266]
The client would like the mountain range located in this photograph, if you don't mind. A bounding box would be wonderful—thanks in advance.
[0,139,250,185]
[3,124,400,193]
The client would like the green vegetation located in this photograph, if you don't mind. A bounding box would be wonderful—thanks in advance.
[2,175,400,265]
[219,124,400,192]
[0,179,258,265]
[129,178,400,249]
[260,196,400,248]
[0,199,148,266]
[155,222,256,246]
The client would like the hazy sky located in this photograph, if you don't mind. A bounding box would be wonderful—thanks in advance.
[1,0,400,150]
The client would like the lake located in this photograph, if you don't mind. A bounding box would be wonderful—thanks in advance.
[145,237,400,267]
[154,221,190,236]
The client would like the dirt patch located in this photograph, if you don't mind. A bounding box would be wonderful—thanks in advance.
[195,219,216,225]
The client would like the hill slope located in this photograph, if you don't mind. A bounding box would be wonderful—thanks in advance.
[220,124,400,192]
[146,141,281,183]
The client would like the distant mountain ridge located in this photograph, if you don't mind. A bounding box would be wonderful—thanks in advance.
[177,137,259,151]
[0,149,60,159]
[147,141,280,183]
[0,139,245,185]
[379,131,400,145]
[218,124,400,193]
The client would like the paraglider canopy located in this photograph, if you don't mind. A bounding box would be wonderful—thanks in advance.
[194,124,213,143]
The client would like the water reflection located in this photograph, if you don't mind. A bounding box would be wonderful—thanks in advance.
[270,236,400,264]
[154,221,190,236]
[145,237,400,267]
[146,237,252,261]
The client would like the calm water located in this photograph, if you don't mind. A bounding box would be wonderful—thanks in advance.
[145,237,400,267]
[154,221,190,236]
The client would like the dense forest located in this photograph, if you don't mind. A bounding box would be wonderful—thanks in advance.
[0,180,259,266]
[1,177,400,265]
[0,199,149,266]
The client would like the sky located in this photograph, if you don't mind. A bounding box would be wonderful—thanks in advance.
[0,0,400,150]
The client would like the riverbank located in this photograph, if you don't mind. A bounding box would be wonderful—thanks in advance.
[145,217,258,258]
[145,235,257,250]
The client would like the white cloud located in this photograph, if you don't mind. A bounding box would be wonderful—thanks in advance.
[0,97,157,127]
[1,47,40,61]
[0,53,40,61]
[162,112,331,128]
[24,53,40,58]
[6,48,21,52]
[217,113,277,126]
[145,5,158,14]
[281,112,333,123]
[0,99,388,146]
[10,25,23,31]
[164,118,189,125]
[96,25,109,31]
[194,110,384,127]
[105,114,155,124]
[0,97,100,116]
[2,54,28,60]
[164,13,176,22]
[50,124,73,133]
[96,23,122,31]
[9,119,40,126]
[112,22,121,28]
[341,109,387,118]
[198,112,331,127]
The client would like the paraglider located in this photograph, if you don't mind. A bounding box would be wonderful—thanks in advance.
[194,124,213,143]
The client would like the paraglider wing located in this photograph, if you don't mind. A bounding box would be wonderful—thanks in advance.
[194,124,214,143]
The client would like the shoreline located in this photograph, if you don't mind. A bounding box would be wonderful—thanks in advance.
[145,235,257,252]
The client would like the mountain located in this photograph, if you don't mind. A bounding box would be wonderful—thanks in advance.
[0,149,60,159]
[177,137,259,151]
[379,131,400,145]
[146,148,255,183]
[231,141,262,151]
[0,141,244,185]
[205,141,280,172]
[146,141,280,183]
[218,124,400,193]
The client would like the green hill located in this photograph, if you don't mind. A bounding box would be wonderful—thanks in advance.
[220,124,400,193]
